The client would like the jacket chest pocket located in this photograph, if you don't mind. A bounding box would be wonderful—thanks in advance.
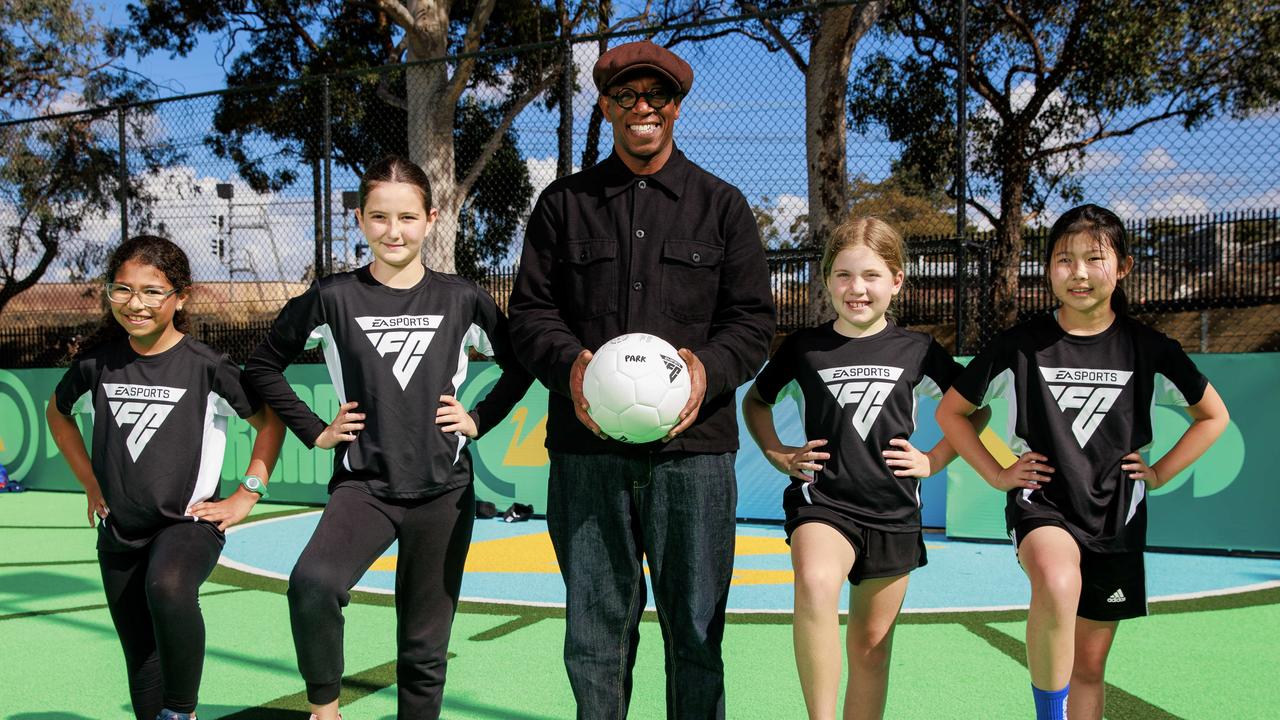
[661,239,723,323]
[561,239,618,320]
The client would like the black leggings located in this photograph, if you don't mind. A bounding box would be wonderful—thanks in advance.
[98,521,223,719]
[288,483,475,718]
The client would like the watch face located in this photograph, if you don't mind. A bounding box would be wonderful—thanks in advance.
[244,477,262,491]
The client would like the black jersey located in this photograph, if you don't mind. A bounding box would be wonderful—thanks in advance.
[54,336,261,552]
[952,313,1208,553]
[244,265,532,499]
[754,321,962,532]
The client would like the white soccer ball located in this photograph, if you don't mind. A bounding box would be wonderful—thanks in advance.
[583,333,692,444]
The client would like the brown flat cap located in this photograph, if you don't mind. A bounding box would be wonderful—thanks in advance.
[593,41,694,95]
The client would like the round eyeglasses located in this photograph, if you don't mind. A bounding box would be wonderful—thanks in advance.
[104,283,178,308]
[608,88,676,110]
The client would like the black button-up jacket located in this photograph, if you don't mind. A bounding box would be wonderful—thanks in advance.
[509,148,776,454]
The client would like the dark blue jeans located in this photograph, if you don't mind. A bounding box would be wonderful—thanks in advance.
[548,451,738,720]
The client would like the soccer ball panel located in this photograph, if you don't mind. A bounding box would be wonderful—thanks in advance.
[618,404,666,443]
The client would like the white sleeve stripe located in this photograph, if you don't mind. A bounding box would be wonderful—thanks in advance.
[1153,373,1190,407]
[984,368,1014,406]
[188,391,228,511]
[313,323,348,405]
[71,389,93,414]
[913,376,944,400]
[211,392,237,417]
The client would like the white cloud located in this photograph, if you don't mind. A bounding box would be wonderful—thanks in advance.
[524,156,578,210]
[1139,147,1177,173]
[754,193,809,244]
[1145,193,1211,218]
[1225,187,1280,211]
[1082,149,1124,172]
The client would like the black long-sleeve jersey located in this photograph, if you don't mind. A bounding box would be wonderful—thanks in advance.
[244,265,533,499]
[754,321,963,532]
[54,336,261,551]
[952,313,1208,553]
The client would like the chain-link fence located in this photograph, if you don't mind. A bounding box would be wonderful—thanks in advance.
[2,2,1278,367]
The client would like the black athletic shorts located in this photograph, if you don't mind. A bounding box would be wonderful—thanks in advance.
[1013,518,1148,621]
[784,501,926,585]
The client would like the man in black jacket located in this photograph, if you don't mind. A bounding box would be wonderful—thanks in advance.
[508,41,775,719]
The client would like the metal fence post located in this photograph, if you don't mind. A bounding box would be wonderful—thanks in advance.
[313,154,323,280]
[117,106,128,241]
[323,77,334,278]
[954,0,968,355]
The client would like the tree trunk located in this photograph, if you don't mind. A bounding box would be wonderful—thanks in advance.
[803,2,883,323]
[406,4,459,273]
[0,220,58,317]
[555,0,574,178]
[580,0,610,169]
[990,165,1028,335]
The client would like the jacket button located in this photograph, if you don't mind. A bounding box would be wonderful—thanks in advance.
[633,281,643,291]
[638,180,647,189]
[691,252,701,262]
[635,229,645,238]
[579,251,587,260]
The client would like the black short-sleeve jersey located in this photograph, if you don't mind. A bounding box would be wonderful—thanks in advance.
[53,335,260,552]
[754,321,963,531]
[952,313,1208,553]
[244,265,532,499]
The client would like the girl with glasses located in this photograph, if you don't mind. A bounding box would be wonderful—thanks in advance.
[45,234,285,720]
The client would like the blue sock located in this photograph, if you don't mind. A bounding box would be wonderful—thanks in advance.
[1031,683,1069,720]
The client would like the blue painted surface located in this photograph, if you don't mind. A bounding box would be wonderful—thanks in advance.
[224,515,1280,612]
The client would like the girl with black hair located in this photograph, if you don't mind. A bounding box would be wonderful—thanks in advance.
[936,204,1230,720]
[46,235,285,720]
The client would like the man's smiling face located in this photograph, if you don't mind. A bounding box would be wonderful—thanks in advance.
[599,71,681,174]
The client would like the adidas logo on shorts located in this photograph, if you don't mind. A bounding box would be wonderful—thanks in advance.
[1106,588,1127,604]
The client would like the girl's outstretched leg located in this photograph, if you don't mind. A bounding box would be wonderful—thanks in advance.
[791,522,856,720]
[1018,525,1081,719]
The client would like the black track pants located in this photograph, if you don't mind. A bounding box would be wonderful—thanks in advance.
[288,483,475,719]
[99,521,223,719]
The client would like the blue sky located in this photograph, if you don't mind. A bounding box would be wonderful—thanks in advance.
[40,1,1277,282]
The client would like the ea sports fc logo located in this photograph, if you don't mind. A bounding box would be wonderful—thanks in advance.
[818,365,905,440]
[356,315,443,390]
[1039,366,1134,447]
[103,383,187,461]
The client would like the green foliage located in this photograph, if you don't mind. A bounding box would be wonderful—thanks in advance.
[851,0,1280,223]
[848,173,956,238]
[0,0,173,313]
[120,0,559,271]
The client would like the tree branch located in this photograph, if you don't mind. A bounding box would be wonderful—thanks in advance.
[280,4,323,57]
[1002,1,1045,78]
[451,0,499,106]
[1030,108,1191,161]
[457,70,559,200]
[967,197,998,227]
[740,2,807,73]
[371,0,415,30]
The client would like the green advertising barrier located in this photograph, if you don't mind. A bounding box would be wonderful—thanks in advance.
[944,353,1277,553]
[3,354,1277,552]
[0,365,551,511]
